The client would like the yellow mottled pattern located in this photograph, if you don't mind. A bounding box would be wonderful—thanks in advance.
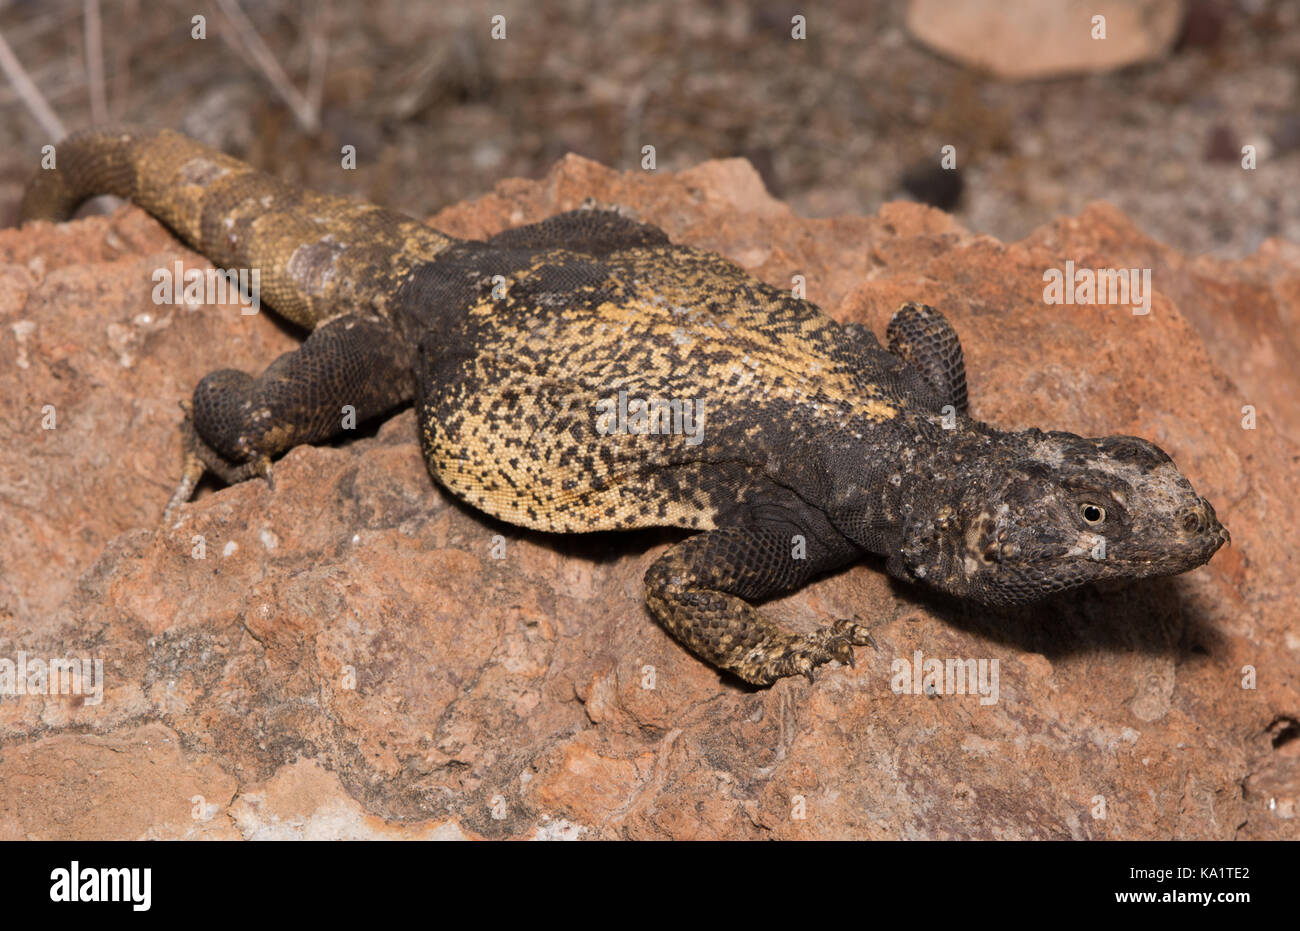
[422,243,910,533]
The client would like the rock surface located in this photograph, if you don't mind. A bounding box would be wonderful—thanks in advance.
[0,155,1296,840]
[906,0,1185,80]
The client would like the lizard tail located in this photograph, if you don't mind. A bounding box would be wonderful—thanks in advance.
[20,126,456,329]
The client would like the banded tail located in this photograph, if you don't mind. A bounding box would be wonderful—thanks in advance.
[20,127,456,328]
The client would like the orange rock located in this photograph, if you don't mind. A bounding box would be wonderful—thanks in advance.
[1,155,1295,839]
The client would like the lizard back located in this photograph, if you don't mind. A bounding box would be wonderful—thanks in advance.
[401,236,933,533]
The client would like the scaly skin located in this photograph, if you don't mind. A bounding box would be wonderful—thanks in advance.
[21,127,1229,686]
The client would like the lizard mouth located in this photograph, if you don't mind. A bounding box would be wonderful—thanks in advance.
[1209,522,1231,550]
[1108,518,1229,579]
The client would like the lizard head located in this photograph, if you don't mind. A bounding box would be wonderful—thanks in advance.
[895,429,1229,605]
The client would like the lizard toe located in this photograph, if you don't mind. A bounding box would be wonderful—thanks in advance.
[832,617,877,647]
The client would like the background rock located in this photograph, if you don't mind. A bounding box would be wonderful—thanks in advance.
[905,0,1186,79]
[0,156,1295,839]
[6,0,1298,261]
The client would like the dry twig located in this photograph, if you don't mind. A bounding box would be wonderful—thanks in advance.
[215,0,321,133]
[0,26,66,138]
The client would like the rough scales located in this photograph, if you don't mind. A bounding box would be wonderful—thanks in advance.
[21,128,1229,685]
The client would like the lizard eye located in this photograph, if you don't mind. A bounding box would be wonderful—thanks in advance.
[1079,502,1106,525]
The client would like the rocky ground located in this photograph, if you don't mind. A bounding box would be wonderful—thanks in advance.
[0,155,1295,839]
[2,0,1299,259]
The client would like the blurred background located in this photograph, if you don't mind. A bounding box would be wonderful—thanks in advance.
[0,0,1295,256]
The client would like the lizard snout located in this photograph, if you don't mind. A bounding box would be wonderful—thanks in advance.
[1177,497,1229,548]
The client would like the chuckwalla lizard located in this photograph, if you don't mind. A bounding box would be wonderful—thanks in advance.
[21,128,1229,685]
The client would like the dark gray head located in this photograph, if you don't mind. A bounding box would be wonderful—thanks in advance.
[893,429,1228,605]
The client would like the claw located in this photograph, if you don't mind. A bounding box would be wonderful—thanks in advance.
[832,617,872,646]
[255,456,275,491]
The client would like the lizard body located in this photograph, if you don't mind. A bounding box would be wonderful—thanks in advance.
[21,128,1228,685]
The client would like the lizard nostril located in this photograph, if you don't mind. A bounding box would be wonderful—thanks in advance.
[1178,505,1206,534]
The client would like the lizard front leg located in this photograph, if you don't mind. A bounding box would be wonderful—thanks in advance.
[886,302,969,414]
[644,519,870,685]
[165,312,413,520]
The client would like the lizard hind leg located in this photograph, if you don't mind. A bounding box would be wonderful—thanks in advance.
[164,313,414,520]
[886,302,969,414]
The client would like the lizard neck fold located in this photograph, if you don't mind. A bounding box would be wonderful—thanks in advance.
[882,422,1007,597]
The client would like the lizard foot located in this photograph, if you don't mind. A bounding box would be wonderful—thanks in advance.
[748,618,874,685]
[161,413,273,524]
